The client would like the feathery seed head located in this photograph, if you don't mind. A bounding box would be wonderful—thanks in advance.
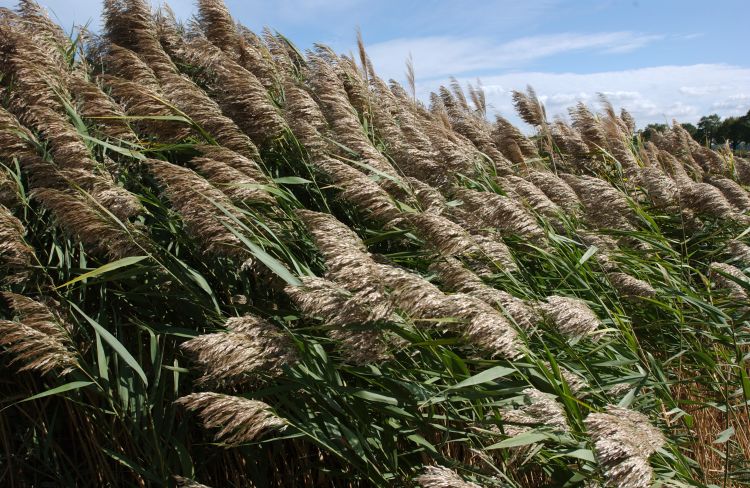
[0,205,35,282]
[181,315,298,386]
[525,171,581,215]
[539,295,602,338]
[709,262,748,300]
[0,293,77,375]
[32,188,142,259]
[585,406,665,488]
[727,240,750,265]
[415,466,482,488]
[176,392,285,447]
[455,188,545,243]
[512,86,546,127]
[147,159,245,256]
[607,272,657,300]
[502,388,569,435]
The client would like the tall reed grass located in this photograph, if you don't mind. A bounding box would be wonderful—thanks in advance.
[1,1,749,486]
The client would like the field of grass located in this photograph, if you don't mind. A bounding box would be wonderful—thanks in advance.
[1,1,749,486]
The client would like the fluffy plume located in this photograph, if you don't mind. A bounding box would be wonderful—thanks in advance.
[32,188,141,259]
[285,277,393,363]
[177,36,287,144]
[377,263,521,358]
[561,174,635,230]
[570,102,607,149]
[67,73,135,141]
[99,73,193,142]
[498,175,562,218]
[0,205,35,282]
[493,115,537,165]
[0,26,141,218]
[459,232,518,274]
[196,0,280,89]
[407,212,475,256]
[637,166,678,208]
[544,362,589,395]
[283,80,328,154]
[678,181,736,221]
[453,294,523,358]
[285,276,374,327]
[0,106,37,160]
[0,293,77,375]
[159,69,262,160]
[0,20,94,171]
[706,177,750,212]
[103,11,261,158]
[539,296,602,338]
[307,51,398,177]
[550,119,590,159]
[727,240,750,265]
[0,172,16,208]
[585,406,665,488]
[176,392,285,447]
[196,0,239,55]
[386,177,448,215]
[236,26,280,89]
[362,76,449,187]
[502,388,569,435]
[525,171,581,215]
[16,1,69,57]
[438,86,512,174]
[415,466,482,488]
[607,272,657,300]
[455,189,545,243]
[315,158,401,223]
[103,0,175,74]
[512,86,546,127]
[709,262,748,300]
[181,315,298,386]
[296,210,392,322]
[429,257,538,329]
[620,109,636,135]
[188,151,274,204]
[147,159,244,256]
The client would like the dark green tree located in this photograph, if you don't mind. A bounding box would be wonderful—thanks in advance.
[696,114,721,145]
[641,123,668,141]
[681,122,698,139]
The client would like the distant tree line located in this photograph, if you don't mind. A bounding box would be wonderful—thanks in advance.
[641,110,750,150]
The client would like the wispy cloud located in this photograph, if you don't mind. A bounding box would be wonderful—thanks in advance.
[416,64,750,128]
[366,32,664,81]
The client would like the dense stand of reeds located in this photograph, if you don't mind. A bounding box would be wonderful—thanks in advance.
[1,1,749,486]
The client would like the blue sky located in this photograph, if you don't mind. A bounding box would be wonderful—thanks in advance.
[3,0,749,128]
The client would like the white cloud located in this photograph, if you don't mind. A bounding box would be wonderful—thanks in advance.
[409,64,750,129]
[711,94,750,110]
[366,32,663,81]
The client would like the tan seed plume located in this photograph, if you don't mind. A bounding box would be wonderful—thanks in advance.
[585,406,665,488]
[0,205,35,283]
[147,159,244,256]
[607,272,657,301]
[176,392,286,447]
[0,293,77,375]
[181,315,298,387]
[415,466,482,488]
[709,262,748,300]
[32,188,142,259]
[539,296,602,338]
[502,388,569,436]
